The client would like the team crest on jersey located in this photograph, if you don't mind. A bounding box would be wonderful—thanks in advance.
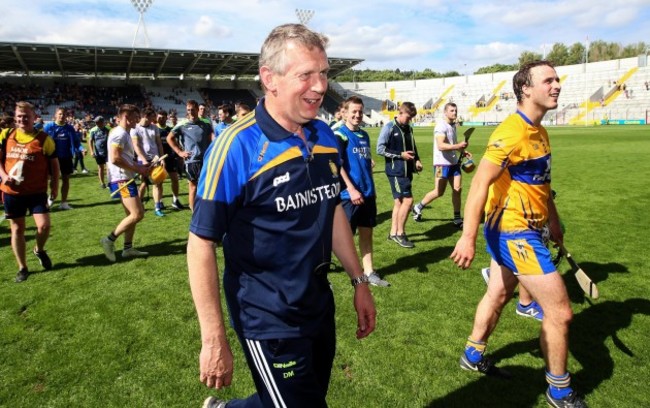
[329,160,338,178]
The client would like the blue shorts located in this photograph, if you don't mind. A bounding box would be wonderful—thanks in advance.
[342,196,377,234]
[109,180,138,200]
[2,192,49,219]
[434,164,461,179]
[387,175,413,199]
[484,230,556,275]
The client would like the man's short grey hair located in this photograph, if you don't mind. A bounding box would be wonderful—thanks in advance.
[259,23,329,76]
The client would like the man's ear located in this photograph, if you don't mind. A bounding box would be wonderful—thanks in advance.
[260,66,277,94]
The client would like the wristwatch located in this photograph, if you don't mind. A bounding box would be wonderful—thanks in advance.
[350,275,370,287]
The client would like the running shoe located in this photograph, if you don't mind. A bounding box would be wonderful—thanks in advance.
[33,247,53,270]
[516,301,544,321]
[545,389,588,408]
[459,353,511,379]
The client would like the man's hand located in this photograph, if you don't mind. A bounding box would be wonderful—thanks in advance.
[401,150,415,161]
[348,188,364,206]
[179,151,192,160]
[415,160,423,172]
[199,340,234,389]
[354,284,376,339]
[450,235,476,269]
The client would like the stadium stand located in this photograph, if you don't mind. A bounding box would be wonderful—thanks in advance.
[335,56,650,126]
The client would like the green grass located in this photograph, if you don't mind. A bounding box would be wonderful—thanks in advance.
[1,125,649,407]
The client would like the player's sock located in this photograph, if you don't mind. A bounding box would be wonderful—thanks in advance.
[155,202,162,210]
[107,232,118,242]
[464,337,486,364]
[124,242,133,251]
[454,211,461,221]
[546,371,573,399]
[416,202,425,210]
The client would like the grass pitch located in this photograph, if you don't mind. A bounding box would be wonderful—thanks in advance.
[1,125,649,407]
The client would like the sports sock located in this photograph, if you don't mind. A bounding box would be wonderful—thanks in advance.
[546,371,573,399]
[417,202,425,210]
[155,202,162,210]
[107,232,118,242]
[454,211,461,221]
[464,337,486,364]
[124,242,133,251]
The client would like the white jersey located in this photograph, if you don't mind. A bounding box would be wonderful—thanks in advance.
[433,120,459,166]
[107,126,137,183]
[130,123,161,161]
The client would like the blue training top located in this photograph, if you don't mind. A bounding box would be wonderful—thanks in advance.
[43,121,80,158]
[335,125,375,199]
[190,99,341,340]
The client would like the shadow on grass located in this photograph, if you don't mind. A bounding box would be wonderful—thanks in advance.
[380,246,455,276]
[53,238,188,269]
[425,298,650,407]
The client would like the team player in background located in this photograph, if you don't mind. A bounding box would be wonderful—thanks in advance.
[166,100,214,211]
[335,96,390,287]
[213,103,235,138]
[88,116,111,189]
[189,23,376,408]
[131,108,165,216]
[44,107,81,210]
[156,110,184,210]
[100,104,151,263]
[376,101,422,249]
[412,102,471,229]
[0,101,59,282]
[451,61,587,408]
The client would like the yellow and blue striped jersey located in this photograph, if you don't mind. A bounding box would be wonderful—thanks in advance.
[483,111,552,234]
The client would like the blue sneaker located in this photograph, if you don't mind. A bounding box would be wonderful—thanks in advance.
[154,209,165,217]
[516,301,544,321]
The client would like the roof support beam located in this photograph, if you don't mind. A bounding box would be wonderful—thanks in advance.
[53,47,66,78]
[154,52,169,79]
[183,53,203,76]
[210,54,234,77]
[11,45,31,77]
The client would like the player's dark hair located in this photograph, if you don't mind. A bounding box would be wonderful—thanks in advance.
[343,95,364,109]
[399,101,417,118]
[514,60,555,103]
[117,104,140,116]
[444,102,457,111]
[218,103,235,116]
[186,99,199,109]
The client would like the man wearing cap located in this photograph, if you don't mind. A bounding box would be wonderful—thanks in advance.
[88,116,111,189]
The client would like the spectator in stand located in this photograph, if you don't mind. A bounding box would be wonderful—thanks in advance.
[88,116,111,189]
[1,101,60,282]
[214,103,235,137]
[156,110,184,210]
[44,107,81,210]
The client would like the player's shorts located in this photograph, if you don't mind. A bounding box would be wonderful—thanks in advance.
[162,145,180,173]
[185,161,203,183]
[342,196,377,234]
[386,175,413,199]
[58,156,74,176]
[484,230,557,275]
[94,155,107,165]
[434,164,461,179]
[109,180,138,200]
[2,192,49,219]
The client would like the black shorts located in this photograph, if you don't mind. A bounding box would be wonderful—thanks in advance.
[342,196,377,234]
[162,145,181,173]
[2,192,49,219]
[387,175,413,199]
[185,161,203,183]
[94,155,107,165]
[58,156,74,176]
